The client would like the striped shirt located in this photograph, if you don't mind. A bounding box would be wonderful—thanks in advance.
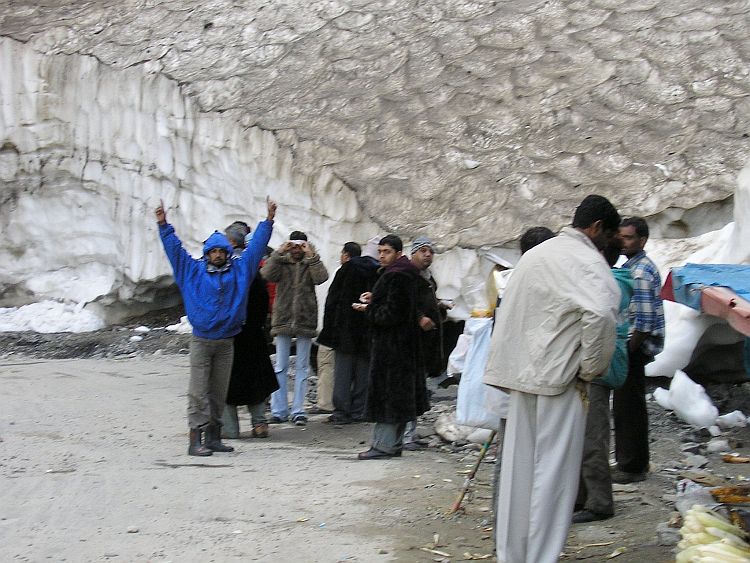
[623,251,665,357]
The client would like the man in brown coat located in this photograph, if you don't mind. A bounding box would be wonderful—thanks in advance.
[261,231,329,425]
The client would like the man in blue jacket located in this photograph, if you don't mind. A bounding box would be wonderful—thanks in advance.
[156,197,276,456]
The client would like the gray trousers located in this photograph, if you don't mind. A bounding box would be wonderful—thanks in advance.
[576,383,614,515]
[372,422,407,454]
[332,351,369,419]
[188,335,234,429]
[222,402,268,437]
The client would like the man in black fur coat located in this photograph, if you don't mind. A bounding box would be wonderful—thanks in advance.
[355,235,430,460]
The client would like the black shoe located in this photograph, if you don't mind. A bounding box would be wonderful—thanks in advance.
[572,510,613,524]
[610,468,647,484]
[292,415,308,426]
[357,448,401,460]
[188,428,213,457]
[308,406,333,415]
[403,441,427,451]
[204,424,235,452]
[269,416,287,424]
[327,414,352,424]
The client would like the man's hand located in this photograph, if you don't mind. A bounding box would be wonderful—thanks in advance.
[359,292,372,304]
[301,241,315,258]
[419,316,436,331]
[278,241,293,254]
[352,303,368,312]
[155,199,166,225]
[266,196,277,221]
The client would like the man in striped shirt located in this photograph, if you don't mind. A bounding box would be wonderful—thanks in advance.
[612,216,665,483]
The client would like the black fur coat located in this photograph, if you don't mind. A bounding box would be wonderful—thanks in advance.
[364,256,430,423]
[225,273,279,406]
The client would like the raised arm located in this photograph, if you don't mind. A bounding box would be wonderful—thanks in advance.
[156,200,199,286]
[237,197,277,287]
[301,242,329,285]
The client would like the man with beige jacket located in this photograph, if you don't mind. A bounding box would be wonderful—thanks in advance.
[484,195,621,563]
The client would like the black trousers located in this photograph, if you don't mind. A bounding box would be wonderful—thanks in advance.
[613,349,652,474]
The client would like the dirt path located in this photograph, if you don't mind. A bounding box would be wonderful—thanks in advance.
[2,354,749,562]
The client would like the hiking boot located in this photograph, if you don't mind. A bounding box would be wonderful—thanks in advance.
[204,424,235,452]
[188,428,212,457]
[251,423,269,438]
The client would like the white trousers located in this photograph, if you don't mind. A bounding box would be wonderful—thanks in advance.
[495,385,586,563]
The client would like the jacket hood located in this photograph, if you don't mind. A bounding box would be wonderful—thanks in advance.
[203,231,234,257]
[349,255,379,274]
[385,255,420,275]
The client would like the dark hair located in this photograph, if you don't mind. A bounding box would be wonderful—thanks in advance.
[379,234,403,252]
[572,195,620,232]
[342,241,361,257]
[621,216,649,239]
[225,221,250,246]
[289,230,308,241]
[520,226,555,255]
[602,237,623,267]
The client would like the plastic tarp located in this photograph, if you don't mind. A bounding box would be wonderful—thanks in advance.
[455,318,509,430]
[663,263,750,337]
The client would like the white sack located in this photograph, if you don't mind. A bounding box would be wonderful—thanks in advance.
[455,318,508,430]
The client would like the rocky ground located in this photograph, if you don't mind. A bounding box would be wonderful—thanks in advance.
[3,319,750,562]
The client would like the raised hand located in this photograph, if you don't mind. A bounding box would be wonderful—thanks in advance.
[266,196,277,221]
[301,241,315,257]
[155,199,166,225]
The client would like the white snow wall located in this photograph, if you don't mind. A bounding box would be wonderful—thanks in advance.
[0,37,383,322]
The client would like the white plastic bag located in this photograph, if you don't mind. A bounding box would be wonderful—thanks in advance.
[447,333,472,375]
[455,318,509,430]
[667,370,719,428]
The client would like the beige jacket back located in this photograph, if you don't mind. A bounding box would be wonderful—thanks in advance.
[483,227,620,396]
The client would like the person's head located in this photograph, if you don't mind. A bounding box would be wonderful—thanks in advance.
[341,241,361,264]
[202,231,234,268]
[602,235,624,267]
[378,234,403,267]
[571,195,621,250]
[410,237,434,271]
[618,216,649,259]
[288,230,308,261]
[519,226,555,255]
[362,236,380,260]
[225,221,250,249]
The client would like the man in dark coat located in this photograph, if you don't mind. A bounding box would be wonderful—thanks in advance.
[221,223,279,439]
[403,236,449,449]
[318,241,380,424]
[356,235,430,460]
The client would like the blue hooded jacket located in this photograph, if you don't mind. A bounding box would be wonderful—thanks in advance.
[158,219,273,339]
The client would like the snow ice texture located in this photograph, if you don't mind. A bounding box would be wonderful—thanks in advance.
[1,11,750,383]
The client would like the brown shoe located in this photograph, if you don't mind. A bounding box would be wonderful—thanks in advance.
[251,423,269,438]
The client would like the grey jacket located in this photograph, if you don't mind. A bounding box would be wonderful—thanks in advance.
[261,250,329,337]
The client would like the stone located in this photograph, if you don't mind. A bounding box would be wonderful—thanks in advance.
[656,522,681,546]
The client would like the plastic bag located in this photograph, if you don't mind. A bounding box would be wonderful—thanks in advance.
[447,333,472,375]
[456,318,509,430]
